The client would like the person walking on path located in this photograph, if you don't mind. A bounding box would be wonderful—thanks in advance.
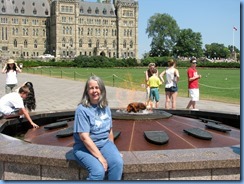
[73,76,123,180]
[186,57,201,110]
[147,68,162,109]
[2,59,22,94]
[159,59,180,109]
[145,63,158,106]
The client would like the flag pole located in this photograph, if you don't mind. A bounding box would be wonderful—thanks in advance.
[232,27,234,53]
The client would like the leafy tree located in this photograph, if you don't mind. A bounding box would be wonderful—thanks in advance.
[173,29,203,58]
[204,43,231,59]
[146,13,180,57]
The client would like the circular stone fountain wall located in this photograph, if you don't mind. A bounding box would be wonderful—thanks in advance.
[4,109,238,152]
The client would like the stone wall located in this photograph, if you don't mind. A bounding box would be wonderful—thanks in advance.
[0,133,240,180]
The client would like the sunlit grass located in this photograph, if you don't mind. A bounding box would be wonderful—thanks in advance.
[24,67,240,104]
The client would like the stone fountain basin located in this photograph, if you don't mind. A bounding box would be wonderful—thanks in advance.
[0,109,240,180]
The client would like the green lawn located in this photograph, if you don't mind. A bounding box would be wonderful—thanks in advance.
[24,67,240,104]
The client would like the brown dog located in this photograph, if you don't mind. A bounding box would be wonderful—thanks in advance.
[126,102,147,113]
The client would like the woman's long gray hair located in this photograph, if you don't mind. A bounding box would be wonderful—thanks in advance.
[79,75,108,108]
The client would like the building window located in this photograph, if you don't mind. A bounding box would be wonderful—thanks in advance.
[103,8,107,15]
[88,39,92,47]
[87,7,91,14]
[34,40,37,48]
[21,7,25,14]
[96,40,99,48]
[130,40,133,48]
[2,6,6,12]
[95,7,99,14]
[80,6,83,13]
[14,7,18,13]
[43,29,46,37]
[14,39,17,47]
[24,40,28,48]
[33,8,37,15]
[69,38,73,47]
[113,40,116,48]
[123,40,126,48]
[62,38,66,47]
[110,9,114,15]
[79,39,83,47]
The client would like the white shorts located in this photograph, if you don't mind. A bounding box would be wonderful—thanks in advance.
[189,89,199,101]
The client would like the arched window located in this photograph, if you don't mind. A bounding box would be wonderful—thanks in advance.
[62,38,66,47]
[123,40,126,48]
[87,28,90,36]
[96,40,99,48]
[14,7,18,13]
[87,7,91,14]
[63,27,65,34]
[110,9,114,15]
[80,6,83,13]
[45,9,49,15]
[79,39,83,47]
[24,40,28,48]
[130,40,133,48]
[14,39,17,47]
[113,40,116,48]
[69,38,73,47]
[21,7,25,14]
[69,27,72,35]
[34,40,38,48]
[88,39,92,47]
[103,8,107,15]
[95,7,99,14]
[2,6,6,12]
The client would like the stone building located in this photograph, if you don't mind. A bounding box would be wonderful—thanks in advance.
[0,0,138,60]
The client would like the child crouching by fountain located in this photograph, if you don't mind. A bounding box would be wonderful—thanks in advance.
[147,68,162,109]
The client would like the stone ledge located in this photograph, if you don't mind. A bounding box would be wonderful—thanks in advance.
[0,133,240,180]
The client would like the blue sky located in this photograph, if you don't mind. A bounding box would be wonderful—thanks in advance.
[138,0,240,58]
[87,0,240,58]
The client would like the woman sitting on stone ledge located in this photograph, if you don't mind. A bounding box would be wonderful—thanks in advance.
[73,75,123,180]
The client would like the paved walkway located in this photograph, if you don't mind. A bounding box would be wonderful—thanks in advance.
[0,69,240,115]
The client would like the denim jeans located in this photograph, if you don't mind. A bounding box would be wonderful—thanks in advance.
[73,140,123,180]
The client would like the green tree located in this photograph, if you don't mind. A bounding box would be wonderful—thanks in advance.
[146,13,180,57]
[173,29,203,58]
[204,43,231,59]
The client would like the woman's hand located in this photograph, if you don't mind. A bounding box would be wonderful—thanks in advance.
[97,156,108,171]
